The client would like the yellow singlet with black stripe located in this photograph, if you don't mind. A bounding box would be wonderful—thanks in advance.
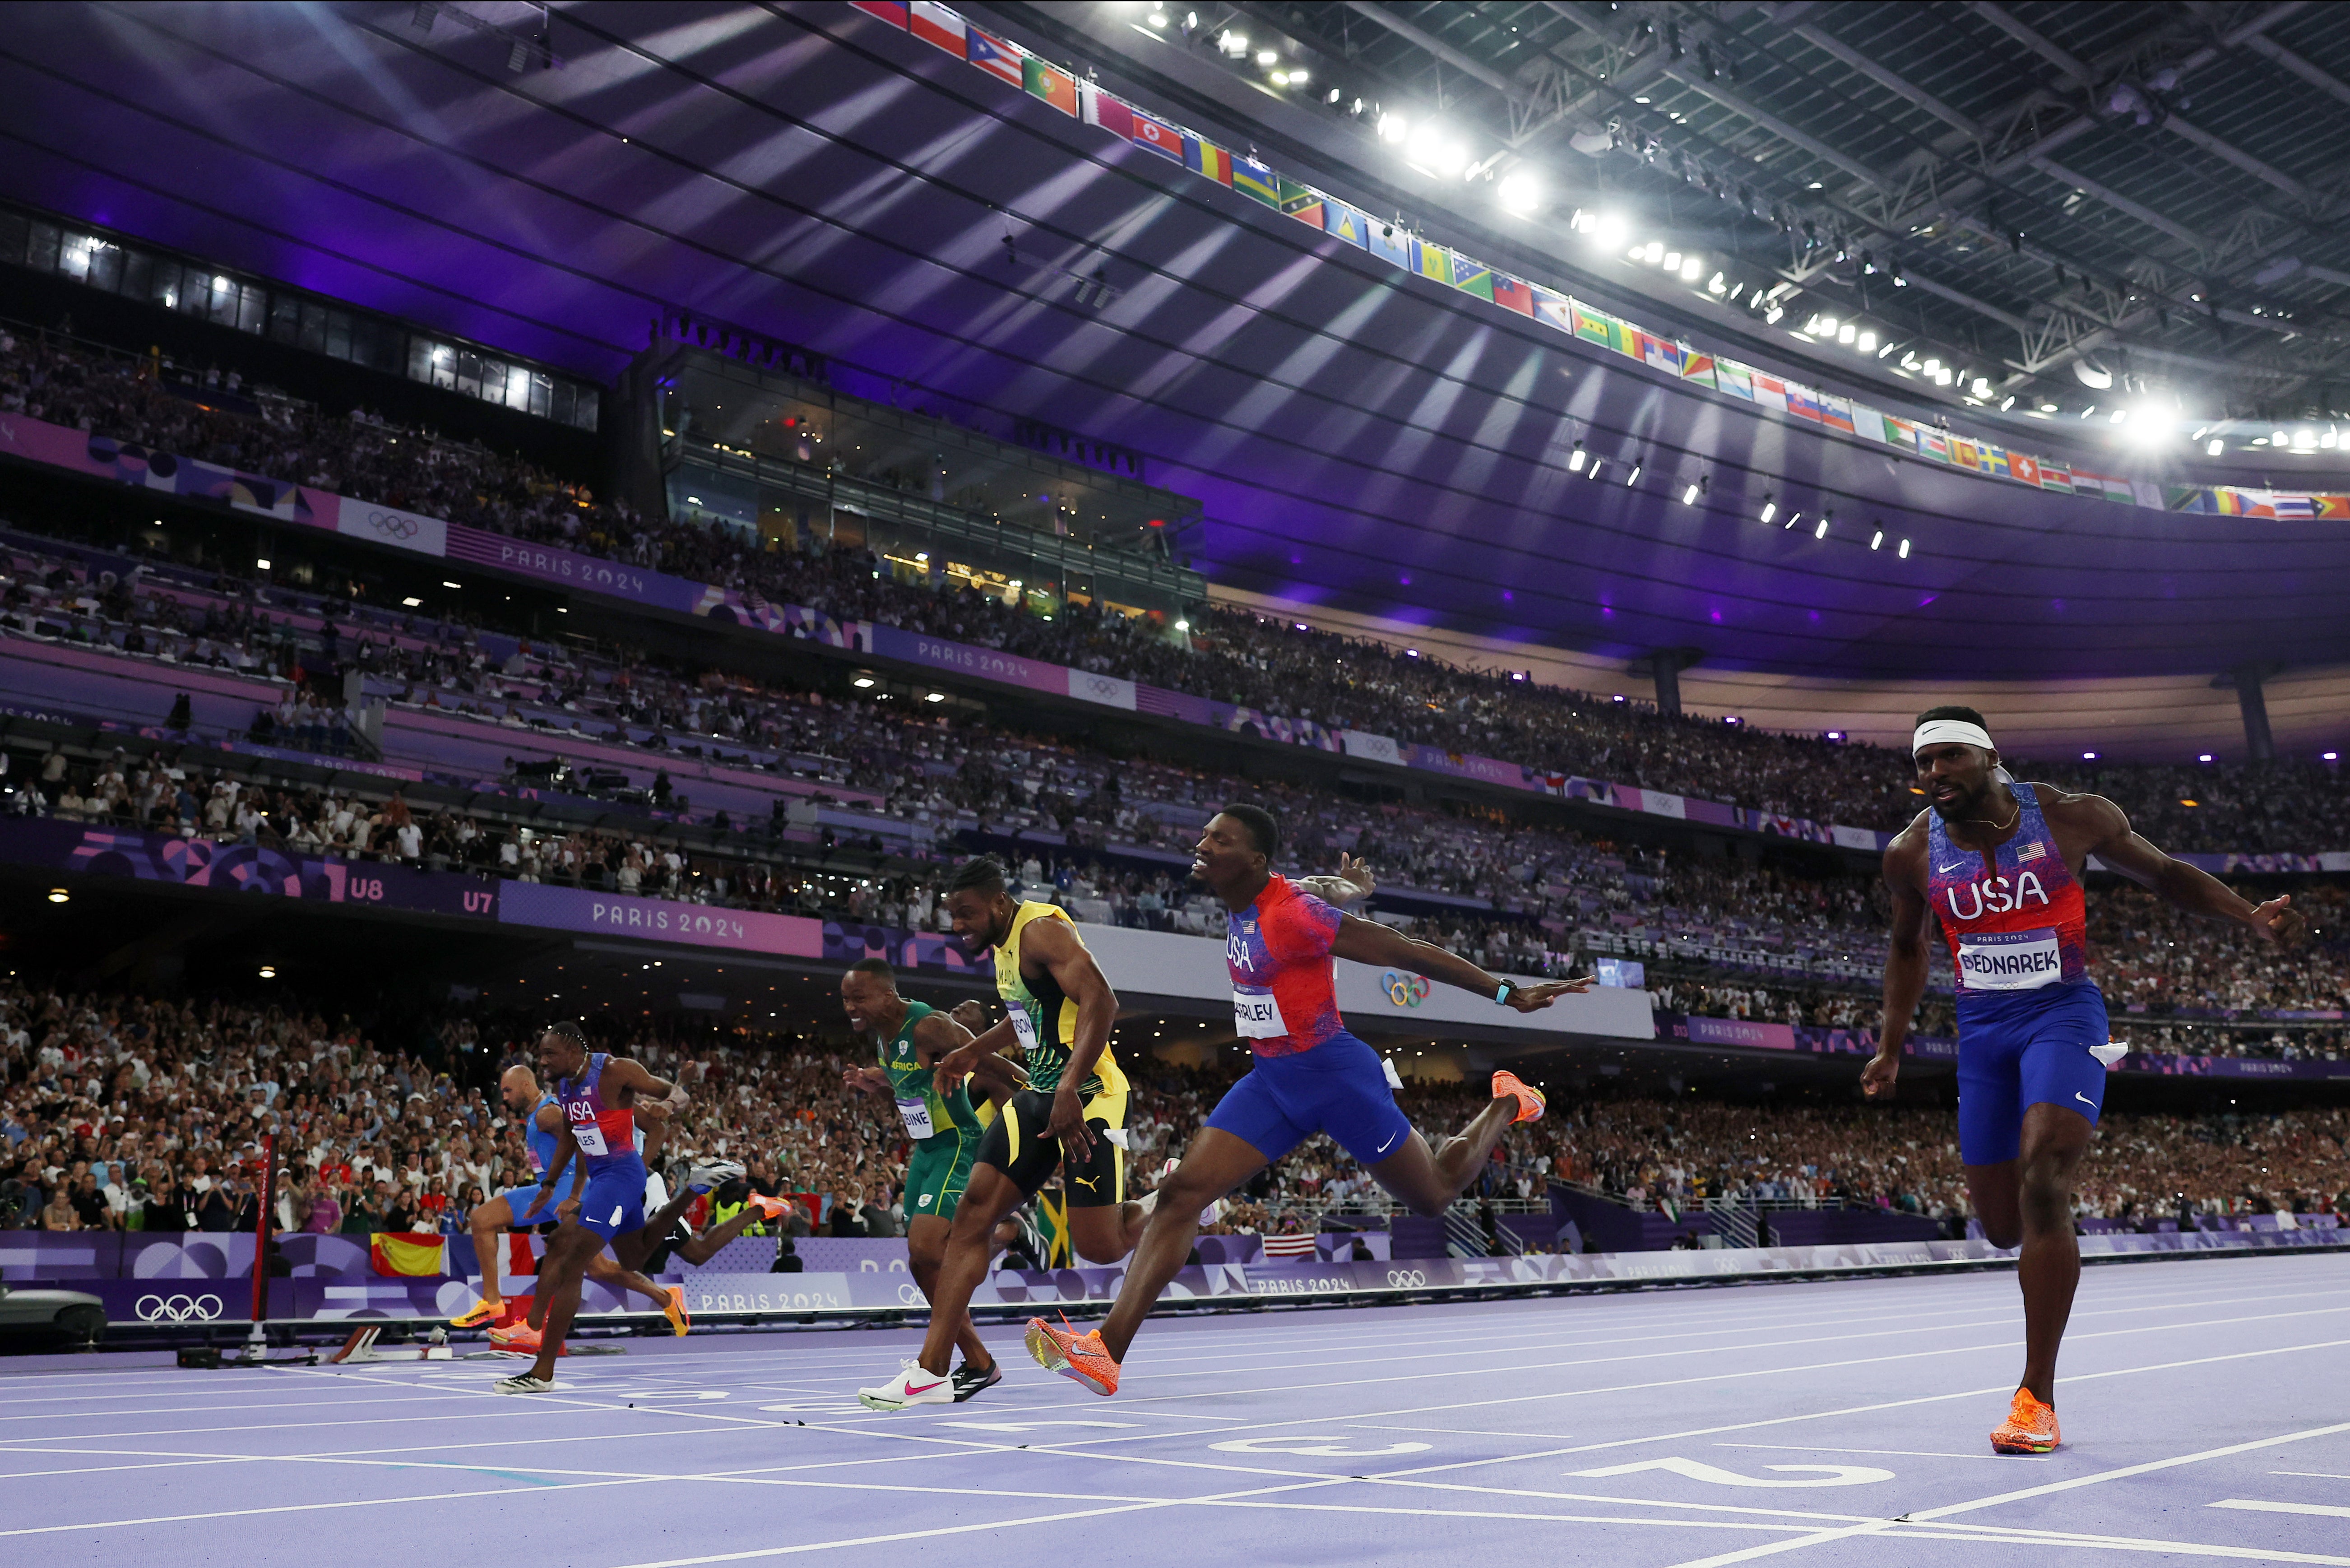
[992,901,1126,1099]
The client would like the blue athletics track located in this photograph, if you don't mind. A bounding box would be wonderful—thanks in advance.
[4,1251,2349,1567]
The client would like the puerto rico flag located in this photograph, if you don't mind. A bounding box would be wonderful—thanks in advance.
[965,27,1023,86]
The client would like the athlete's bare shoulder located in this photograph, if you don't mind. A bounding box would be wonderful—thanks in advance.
[1882,810,1933,885]
[2024,782,2130,835]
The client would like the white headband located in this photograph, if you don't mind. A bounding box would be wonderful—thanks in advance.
[1913,719,1995,756]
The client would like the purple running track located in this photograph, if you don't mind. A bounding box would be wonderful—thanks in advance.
[3,1251,2348,1567]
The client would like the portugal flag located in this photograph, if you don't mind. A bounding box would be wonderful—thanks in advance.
[370,1231,448,1277]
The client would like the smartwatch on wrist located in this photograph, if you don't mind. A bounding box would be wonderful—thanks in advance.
[1493,980,1516,1006]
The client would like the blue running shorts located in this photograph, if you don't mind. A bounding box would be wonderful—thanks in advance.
[1955,983,2110,1165]
[1204,1032,1415,1167]
[571,1156,648,1241]
[496,1184,562,1225]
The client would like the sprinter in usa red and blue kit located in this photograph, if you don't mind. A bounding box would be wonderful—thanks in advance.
[1868,707,2307,1456]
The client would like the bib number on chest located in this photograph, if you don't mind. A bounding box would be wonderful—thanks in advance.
[572,1123,610,1157]
[1233,986,1290,1040]
[1007,1007,1039,1052]
[1956,928,2063,991]
[895,1096,935,1141]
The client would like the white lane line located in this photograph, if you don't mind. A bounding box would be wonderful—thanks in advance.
[1877,1525,2350,1564]
[1712,1442,2047,1463]
[2271,1471,2350,1480]
[722,1278,2346,1401]
[0,1475,665,1536]
[1342,1478,1882,1523]
[1001,1319,2350,1459]
[1036,1301,2350,1421]
[0,1392,488,1424]
[2211,1499,2350,1520]
[1902,1421,2350,1523]
[997,1285,2350,1398]
[1345,1424,1587,1440]
[1656,1424,2350,1568]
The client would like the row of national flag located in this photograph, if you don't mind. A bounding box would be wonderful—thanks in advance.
[851,2,2342,524]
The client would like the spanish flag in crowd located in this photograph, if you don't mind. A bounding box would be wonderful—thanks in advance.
[370,1232,448,1277]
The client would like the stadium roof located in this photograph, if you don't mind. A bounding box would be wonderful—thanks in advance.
[5,1,2350,681]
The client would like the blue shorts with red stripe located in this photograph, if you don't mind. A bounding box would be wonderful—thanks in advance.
[1956,983,2109,1165]
[570,1155,647,1241]
[1204,1032,1414,1167]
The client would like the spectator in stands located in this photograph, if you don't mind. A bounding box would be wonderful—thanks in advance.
[826,1188,866,1239]
[338,1183,380,1236]
[39,1183,79,1231]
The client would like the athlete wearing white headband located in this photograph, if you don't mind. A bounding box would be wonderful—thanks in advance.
[1868,704,2305,1457]
[1913,718,2014,783]
[1913,717,1997,754]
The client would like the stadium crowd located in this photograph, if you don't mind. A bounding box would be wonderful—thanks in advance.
[13,515,2350,1062]
[5,975,2345,1256]
[7,321,2350,852]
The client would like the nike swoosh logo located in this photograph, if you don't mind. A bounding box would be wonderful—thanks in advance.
[1376,1133,1399,1154]
[1937,861,1968,874]
[907,1378,943,1394]
[2074,1092,2095,1106]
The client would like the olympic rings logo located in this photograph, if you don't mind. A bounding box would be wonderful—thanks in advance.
[1382,971,1431,1008]
[1384,1270,1428,1289]
[135,1293,224,1322]
[364,510,423,540]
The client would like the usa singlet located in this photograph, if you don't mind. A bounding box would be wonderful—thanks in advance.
[553,1053,640,1166]
[1225,874,1348,1056]
[550,1053,648,1240]
[1205,874,1413,1165]
[1926,785,2089,995]
[1928,785,2111,1165]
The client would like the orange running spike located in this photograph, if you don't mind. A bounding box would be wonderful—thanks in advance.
[1989,1388,2061,1454]
[1492,1070,1547,1125]
[1024,1314,1121,1397]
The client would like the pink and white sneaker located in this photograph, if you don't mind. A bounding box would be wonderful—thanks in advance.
[857,1360,957,1412]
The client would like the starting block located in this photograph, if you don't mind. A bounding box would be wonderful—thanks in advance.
[329,1325,455,1363]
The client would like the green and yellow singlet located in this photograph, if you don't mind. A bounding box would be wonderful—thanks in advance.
[876,999,975,1144]
[992,901,1127,1099]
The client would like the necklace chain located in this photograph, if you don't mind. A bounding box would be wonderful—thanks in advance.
[1962,791,2021,835]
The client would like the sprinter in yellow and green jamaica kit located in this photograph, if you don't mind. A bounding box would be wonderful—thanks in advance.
[859,854,1155,1411]
[839,957,1025,1403]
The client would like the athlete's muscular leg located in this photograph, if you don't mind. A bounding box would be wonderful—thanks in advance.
[527,1222,604,1380]
[2013,1102,2094,1405]
[583,1250,670,1307]
[671,1199,776,1267]
[466,1194,517,1300]
[914,1165,1031,1378]
[1366,1095,1519,1215]
[1066,1202,1148,1265]
[526,1220,598,1331]
[1965,1161,2025,1249]
[610,1182,703,1272]
[906,1214,991,1370]
[1098,1130,1267,1363]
